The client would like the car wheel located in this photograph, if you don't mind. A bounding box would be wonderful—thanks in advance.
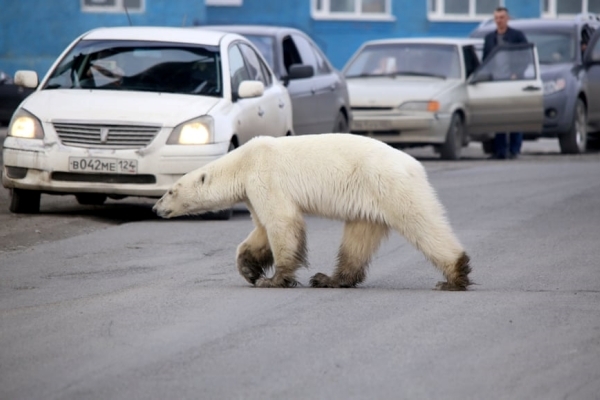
[76,194,107,206]
[559,98,587,154]
[9,188,41,214]
[440,113,463,160]
[333,111,349,133]
[203,141,235,221]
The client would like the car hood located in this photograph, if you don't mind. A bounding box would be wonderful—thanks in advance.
[539,63,571,80]
[20,89,222,127]
[346,77,457,107]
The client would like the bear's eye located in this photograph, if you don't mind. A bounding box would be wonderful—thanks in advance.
[168,190,173,195]
[200,173,206,184]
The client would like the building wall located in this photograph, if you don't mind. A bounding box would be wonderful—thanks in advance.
[0,0,206,77]
[206,0,541,69]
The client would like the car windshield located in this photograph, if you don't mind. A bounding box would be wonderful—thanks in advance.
[344,43,461,79]
[242,34,275,70]
[43,39,223,97]
[520,30,576,64]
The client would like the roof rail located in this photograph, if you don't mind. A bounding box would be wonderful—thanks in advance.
[574,13,600,22]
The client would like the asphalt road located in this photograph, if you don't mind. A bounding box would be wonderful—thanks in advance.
[1,127,600,400]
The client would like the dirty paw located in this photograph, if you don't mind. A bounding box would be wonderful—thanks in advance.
[309,273,337,288]
[434,281,467,291]
[255,276,298,288]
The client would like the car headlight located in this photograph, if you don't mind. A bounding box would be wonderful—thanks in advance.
[167,116,214,145]
[398,101,440,112]
[8,109,44,139]
[543,78,566,95]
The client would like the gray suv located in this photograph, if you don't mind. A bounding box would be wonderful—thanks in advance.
[470,13,600,154]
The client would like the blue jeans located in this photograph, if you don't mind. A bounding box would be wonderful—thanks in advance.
[494,132,523,157]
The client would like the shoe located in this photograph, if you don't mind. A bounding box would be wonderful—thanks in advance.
[488,154,507,160]
[508,153,519,159]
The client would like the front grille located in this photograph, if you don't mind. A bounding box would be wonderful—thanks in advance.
[51,172,156,184]
[53,122,161,149]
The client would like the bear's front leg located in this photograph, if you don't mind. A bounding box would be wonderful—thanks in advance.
[236,226,274,285]
[254,215,307,289]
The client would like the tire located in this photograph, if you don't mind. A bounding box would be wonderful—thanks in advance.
[333,111,349,133]
[203,140,236,221]
[76,194,107,205]
[9,189,41,214]
[559,98,587,154]
[440,113,463,160]
[482,139,495,154]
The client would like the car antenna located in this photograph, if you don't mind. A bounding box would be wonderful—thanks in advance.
[124,6,133,26]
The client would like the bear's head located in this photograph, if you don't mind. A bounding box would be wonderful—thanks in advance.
[152,166,237,219]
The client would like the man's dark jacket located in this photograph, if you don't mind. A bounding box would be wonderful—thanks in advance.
[482,26,528,60]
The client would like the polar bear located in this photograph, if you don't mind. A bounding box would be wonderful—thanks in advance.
[153,133,472,291]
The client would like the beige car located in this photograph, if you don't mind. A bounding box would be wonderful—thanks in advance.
[343,38,544,159]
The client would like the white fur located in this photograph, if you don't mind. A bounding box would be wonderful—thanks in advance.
[153,133,470,289]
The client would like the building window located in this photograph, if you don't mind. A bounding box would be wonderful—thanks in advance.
[81,0,144,13]
[312,0,394,20]
[543,0,600,17]
[428,0,504,20]
[206,0,243,5]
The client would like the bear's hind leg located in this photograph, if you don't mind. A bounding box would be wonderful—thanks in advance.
[255,214,308,288]
[310,221,389,288]
[236,224,273,285]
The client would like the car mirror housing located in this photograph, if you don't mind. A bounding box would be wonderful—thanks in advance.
[14,70,39,89]
[469,72,493,85]
[288,64,314,81]
[238,80,265,99]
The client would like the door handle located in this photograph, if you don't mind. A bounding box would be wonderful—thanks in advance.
[330,83,336,91]
[522,85,541,91]
[311,87,316,95]
[278,99,285,108]
[258,107,265,117]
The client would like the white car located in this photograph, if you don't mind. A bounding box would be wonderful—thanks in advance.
[2,26,293,219]
[343,37,544,160]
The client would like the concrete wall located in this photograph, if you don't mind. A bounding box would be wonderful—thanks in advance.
[206,0,541,69]
[0,0,206,77]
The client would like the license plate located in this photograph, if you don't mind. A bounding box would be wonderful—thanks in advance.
[352,120,393,130]
[69,157,137,174]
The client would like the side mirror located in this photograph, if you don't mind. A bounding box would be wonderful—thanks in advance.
[288,64,314,81]
[469,72,493,85]
[238,80,265,99]
[15,70,39,88]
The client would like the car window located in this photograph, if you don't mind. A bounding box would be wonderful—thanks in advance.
[523,31,575,64]
[228,44,251,94]
[291,34,319,74]
[473,44,537,81]
[463,45,480,78]
[238,43,268,86]
[311,44,332,74]
[591,33,600,61]
[242,34,276,70]
[43,39,223,96]
[282,36,303,74]
[344,43,461,79]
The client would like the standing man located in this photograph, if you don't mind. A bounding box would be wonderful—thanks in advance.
[483,7,528,160]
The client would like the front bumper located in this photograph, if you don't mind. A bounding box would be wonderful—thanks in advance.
[536,91,572,137]
[349,109,451,144]
[2,126,229,198]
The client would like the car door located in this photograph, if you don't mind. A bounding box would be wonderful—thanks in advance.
[583,29,600,127]
[282,35,316,136]
[466,43,544,134]
[238,42,288,138]
[291,34,339,134]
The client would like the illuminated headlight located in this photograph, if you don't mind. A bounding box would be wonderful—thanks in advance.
[543,78,566,95]
[167,116,214,145]
[398,101,440,112]
[8,109,44,139]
